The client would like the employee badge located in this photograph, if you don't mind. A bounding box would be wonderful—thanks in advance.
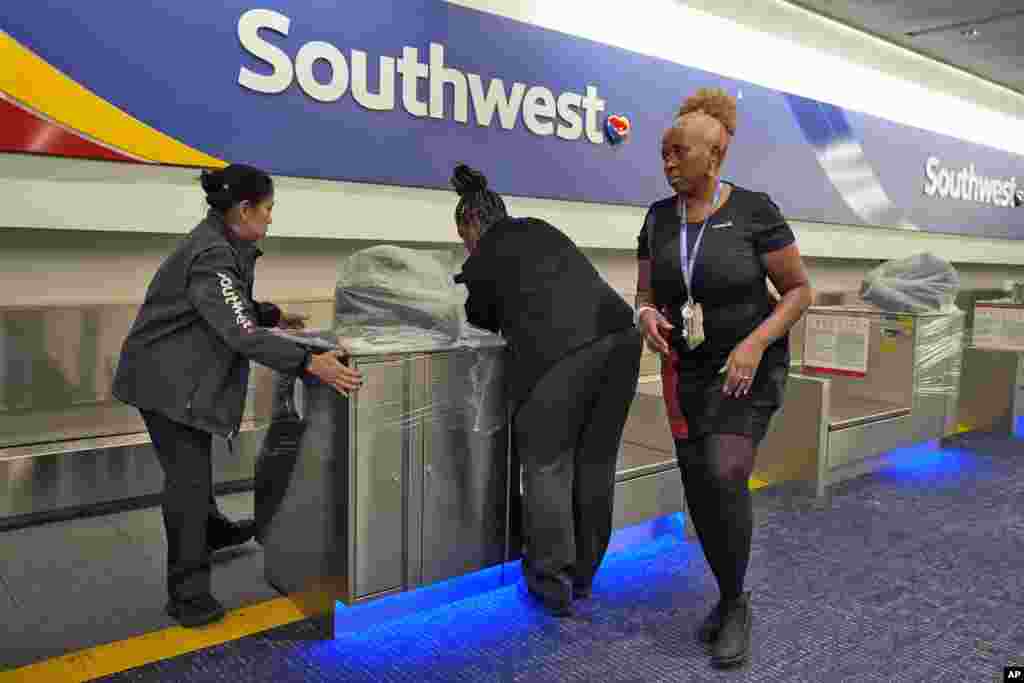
[680,298,705,350]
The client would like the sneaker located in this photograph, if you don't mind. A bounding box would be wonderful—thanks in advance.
[208,518,256,553]
[166,593,225,628]
[711,592,751,668]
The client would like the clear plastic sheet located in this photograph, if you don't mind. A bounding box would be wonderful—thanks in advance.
[333,245,507,435]
[264,246,508,437]
[333,245,503,352]
[860,253,961,313]
[265,331,507,441]
[801,304,964,406]
[914,311,965,397]
[1004,281,1024,305]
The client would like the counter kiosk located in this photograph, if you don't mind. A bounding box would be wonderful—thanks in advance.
[749,302,965,498]
[257,327,511,611]
[945,298,1024,442]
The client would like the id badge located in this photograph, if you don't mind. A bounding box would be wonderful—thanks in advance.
[680,301,705,350]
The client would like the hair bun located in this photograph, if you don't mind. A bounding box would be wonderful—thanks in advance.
[200,168,234,211]
[200,168,227,195]
[451,164,488,197]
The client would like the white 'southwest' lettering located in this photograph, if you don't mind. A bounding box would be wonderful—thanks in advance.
[924,156,1018,208]
[236,9,607,144]
[217,273,255,331]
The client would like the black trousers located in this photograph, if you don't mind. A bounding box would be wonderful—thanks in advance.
[514,328,643,588]
[140,410,237,601]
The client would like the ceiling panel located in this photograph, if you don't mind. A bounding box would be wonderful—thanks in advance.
[808,0,1018,33]
[787,1,1024,95]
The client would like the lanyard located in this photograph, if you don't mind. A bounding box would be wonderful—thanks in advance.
[679,182,721,303]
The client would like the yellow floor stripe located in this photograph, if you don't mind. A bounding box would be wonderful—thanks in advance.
[0,31,225,168]
[1,597,309,683]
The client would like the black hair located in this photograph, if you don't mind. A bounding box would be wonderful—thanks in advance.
[451,164,507,233]
[200,164,273,213]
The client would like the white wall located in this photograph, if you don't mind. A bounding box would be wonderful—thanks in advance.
[2,0,1024,308]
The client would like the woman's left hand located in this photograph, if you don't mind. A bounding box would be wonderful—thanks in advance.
[278,312,309,330]
[722,338,766,398]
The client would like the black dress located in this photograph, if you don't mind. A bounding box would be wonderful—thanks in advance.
[637,184,796,445]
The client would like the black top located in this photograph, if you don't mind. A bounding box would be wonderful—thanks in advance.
[637,184,796,379]
[456,216,635,408]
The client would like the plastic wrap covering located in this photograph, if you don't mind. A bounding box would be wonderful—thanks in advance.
[327,245,507,437]
[334,245,503,354]
[266,244,510,436]
[914,312,964,397]
[860,253,961,313]
[1005,281,1024,305]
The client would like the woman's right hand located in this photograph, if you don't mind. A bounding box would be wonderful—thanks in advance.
[307,351,363,396]
[639,308,674,357]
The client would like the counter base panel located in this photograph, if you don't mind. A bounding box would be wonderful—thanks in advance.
[949,347,1020,438]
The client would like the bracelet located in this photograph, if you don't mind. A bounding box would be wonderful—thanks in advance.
[633,305,658,327]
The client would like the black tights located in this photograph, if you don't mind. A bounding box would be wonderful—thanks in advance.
[676,434,757,603]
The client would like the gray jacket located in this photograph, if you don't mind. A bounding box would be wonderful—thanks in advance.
[113,211,309,439]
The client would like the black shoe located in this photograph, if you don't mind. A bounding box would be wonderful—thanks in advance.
[572,582,592,600]
[711,592,751,668]
[208,518,256,553]
[524,571,574,617]
[166,593,225,628]
[697,600,725,645]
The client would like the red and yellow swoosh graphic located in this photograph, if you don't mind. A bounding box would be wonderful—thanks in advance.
[0,30,225,167]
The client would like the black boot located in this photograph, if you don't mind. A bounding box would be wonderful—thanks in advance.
[711,592,751,668]
[523,570,574,617]
[572,581,592,600]
[697,600,725,645]
[208,517,256,553]
[166,593,225,628]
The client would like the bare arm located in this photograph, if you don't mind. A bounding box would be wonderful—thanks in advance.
[635,259,654,309]
[636,258,673,356]
[747,243,813,350]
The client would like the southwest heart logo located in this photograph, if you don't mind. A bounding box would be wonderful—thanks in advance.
[604,114,631,145]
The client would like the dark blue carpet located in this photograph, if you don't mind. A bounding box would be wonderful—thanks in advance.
[98,436,1024,682]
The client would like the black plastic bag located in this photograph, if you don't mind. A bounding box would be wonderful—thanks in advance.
[254,372,306,545]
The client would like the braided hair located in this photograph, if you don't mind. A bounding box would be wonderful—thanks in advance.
[451,164,507,234]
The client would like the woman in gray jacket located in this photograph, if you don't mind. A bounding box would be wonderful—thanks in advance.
[113,164,362,627]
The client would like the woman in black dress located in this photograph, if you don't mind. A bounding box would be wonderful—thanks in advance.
[635,88,813,667]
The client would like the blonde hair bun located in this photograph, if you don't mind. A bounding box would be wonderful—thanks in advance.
[677,87,737,137]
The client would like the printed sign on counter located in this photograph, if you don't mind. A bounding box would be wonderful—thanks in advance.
[803,314,870,378]
[973,304,1024,352]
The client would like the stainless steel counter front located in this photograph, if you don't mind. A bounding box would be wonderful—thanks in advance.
[259,347,511,612]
